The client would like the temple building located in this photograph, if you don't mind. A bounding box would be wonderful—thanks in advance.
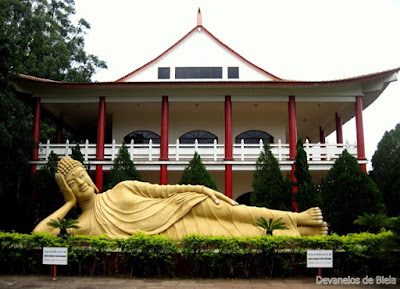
[14,9,399,202]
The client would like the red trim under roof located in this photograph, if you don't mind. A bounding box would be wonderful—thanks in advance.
[116,25,282,82]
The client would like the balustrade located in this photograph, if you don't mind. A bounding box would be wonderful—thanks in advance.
[37,138,358,165]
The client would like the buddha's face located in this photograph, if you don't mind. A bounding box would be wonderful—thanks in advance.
[65,166,95,201]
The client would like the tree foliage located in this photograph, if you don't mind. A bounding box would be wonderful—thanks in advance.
[0,0,106,231]
[251,142,292,211]
[293,138,320,211]
[353,213,394,234]
[321,150,385,235]
[1,0,107,82]
[179,152,218,190]
[105,143,142,191]
[370,123,400,217]
[34,152,64,223]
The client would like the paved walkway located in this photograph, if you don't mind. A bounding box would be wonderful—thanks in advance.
[0,276,398,289]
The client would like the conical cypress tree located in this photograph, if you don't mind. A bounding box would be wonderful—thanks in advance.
[71,143,90,171]
[71,143,85,164]
[251,142,292,211]
[371,123,400,217]
[321,150,385,235]
[35,152,64,220]
[293,138,320,211]
[104,142,142,190]
[179,152,218,190]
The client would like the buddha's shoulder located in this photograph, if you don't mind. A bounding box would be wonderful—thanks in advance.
[110,180,152,190]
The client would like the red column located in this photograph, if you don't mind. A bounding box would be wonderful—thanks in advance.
[320,126,326,161]
[31,97,41,180]
[56,114,64,144]
[319,126,325,144]
[335,113,343,144]
[355,96,367,173]
[288,95,298,211]
[224,96,233,198]
[95,96,106,192]
[160,95,169,184]
[288,96,297,160]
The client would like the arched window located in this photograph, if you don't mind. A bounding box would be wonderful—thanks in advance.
[179,130,218,144]
[124,130,160,144]
[236,192,251,205]
[235,130,274,144]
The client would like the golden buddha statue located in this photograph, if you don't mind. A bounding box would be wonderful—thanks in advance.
[33,158,328,239]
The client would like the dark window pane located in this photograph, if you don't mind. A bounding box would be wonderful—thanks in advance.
[228,67,239,79]
[235,130,274,144]
[179,130,218,144]
[158,67,170,79]
[175,67,222,79]
[124,130,161,144]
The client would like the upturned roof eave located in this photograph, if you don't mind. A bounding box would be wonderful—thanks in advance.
[15,67,399,89]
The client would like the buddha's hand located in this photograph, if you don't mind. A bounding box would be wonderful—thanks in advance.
[55,173,77,206]
[202,187,239,206]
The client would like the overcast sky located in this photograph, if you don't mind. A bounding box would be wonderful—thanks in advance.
[74,0,400,170]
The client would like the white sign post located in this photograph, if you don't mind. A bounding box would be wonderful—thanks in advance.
[43,247,68,280]
[307,250,333,277]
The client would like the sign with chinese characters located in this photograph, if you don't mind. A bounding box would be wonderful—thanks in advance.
[307,250,333,268]
[42,247,68,265]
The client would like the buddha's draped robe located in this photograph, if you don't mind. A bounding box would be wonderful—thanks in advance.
[80,181,299,239]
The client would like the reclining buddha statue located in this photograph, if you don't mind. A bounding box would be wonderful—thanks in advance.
[33,158,328,239]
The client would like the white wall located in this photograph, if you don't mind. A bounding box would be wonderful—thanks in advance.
[111,103,161,142]
[123,28,273,82]
[111,101,288,144]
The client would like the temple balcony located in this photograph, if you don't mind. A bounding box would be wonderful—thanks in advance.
[32,139,364,171]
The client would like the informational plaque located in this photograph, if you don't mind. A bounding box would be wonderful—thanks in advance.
[42,247,68,265]
[307,250,333,268]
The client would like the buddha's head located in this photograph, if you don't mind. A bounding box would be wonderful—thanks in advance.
[57,158,99,202]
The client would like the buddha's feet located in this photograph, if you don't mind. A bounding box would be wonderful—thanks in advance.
[298,222,328,236]
[297,207,323,226]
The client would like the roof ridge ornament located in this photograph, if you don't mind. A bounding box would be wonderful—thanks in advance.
[197,8,202,26]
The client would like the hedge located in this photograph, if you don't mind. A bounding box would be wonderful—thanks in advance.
[0,231,396,278]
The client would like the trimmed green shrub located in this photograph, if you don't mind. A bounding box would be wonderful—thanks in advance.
[105,142,142,191]
[321,150,385,235]
[251,142,292,210]
[293,138,320,211]
[117,232,177,277]
[371,123,400,217]
[34,152,64,225]
[71,143,90,172]
[0,231,396,277]
[179,152,217,190]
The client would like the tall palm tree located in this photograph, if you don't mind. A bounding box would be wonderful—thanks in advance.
[255,217,288,235]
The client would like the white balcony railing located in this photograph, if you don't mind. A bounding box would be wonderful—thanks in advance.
[37,139,358,164]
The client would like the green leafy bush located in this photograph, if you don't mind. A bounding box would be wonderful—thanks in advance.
[0,231,396,277]
[117,233,177,276]
[293,138,320,211]
[179,152,218,190]
[321,150,385,235]
[104,142,142,191]
[251,142,292,210]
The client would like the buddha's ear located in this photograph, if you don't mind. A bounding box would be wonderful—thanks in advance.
[89,177,100,194]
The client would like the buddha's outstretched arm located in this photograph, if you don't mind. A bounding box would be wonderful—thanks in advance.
[32,201,75,235]
[33,174,77,235]
[128,181,238,206]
